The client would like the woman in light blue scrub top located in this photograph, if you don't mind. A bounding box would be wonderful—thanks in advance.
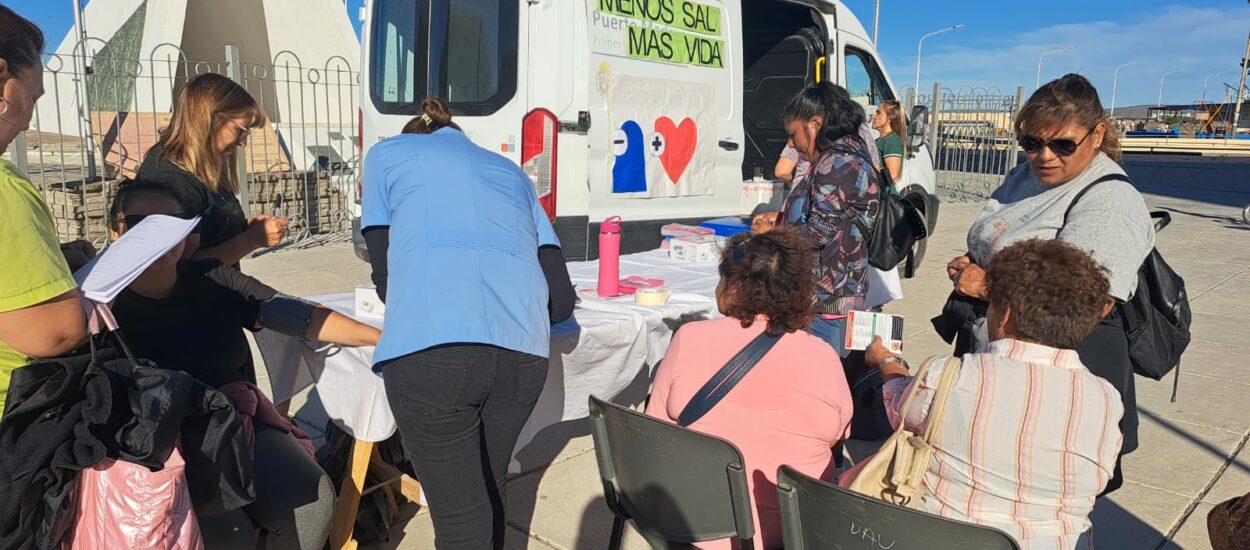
[360,97,574,549]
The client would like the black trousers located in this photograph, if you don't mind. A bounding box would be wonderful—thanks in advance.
[381,345,548,550]
[1076,310,1137,495]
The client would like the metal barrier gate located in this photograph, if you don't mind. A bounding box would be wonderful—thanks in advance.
[3,40,359,248]
[914,85,1026,200]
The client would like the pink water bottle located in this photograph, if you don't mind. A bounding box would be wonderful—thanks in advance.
[597,216,623,297]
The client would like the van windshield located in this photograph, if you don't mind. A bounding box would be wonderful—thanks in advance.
[369,0,518,116]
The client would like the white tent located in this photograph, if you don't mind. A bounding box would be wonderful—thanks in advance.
[37,0,360,172]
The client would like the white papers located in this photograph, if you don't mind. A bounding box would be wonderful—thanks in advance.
[73,215,200,303]
[865,266,904,309]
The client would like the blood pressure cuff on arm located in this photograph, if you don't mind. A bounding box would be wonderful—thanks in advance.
[200,261,318,339]
[257,294,319,339]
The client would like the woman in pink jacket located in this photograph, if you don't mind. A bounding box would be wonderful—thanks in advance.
[646,228,854,549]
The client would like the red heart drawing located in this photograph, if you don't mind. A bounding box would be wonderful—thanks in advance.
[655,116,697,184]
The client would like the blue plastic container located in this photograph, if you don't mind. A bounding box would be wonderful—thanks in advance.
[700,216,752,237]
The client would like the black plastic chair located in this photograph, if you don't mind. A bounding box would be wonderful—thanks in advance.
[776,465,1021,550]
[588,395,756,549]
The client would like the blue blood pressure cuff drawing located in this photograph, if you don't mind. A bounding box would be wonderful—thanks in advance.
[611,120,647,193]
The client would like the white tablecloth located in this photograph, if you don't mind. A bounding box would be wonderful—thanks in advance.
[254,250,721,464]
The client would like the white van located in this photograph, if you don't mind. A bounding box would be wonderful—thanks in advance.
[353,0,939,276]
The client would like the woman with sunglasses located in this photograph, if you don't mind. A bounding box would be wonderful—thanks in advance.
[106,181,380,549]
[137,73,288,268]
[646,228,852,550]
[938,74,1154,494]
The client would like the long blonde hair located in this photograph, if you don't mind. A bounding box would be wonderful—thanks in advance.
[1016,73,1121,163]
[158,73,264,193]
[878,99,908,156]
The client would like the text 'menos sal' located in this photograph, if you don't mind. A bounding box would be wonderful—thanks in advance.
[598,0,725,69]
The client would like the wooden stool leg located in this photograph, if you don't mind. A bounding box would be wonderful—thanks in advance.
[330,439,374,550]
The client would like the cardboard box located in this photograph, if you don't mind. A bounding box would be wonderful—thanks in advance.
[355,285,386,319]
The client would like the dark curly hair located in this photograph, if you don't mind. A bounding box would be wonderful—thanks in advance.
[986,239,1110,349]
[717,228,815,336]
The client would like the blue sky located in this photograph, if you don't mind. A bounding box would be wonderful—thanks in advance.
[8,0,1250,107]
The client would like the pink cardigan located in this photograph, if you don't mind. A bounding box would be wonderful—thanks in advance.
[646,317,853,549]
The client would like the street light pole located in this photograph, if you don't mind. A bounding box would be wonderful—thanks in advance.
[1234,30,1250,133]
[1204,70,1235,104]
[1036,45,1078,90]
[1110,59,1144,119]
[873,0,881,47]
[70,0,98,180]
[914,24,965,101]
[1158,69,1187,107]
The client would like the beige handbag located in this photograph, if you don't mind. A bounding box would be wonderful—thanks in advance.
[840,355,963,508]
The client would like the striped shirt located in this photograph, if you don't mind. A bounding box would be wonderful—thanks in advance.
[883,339,1124,549]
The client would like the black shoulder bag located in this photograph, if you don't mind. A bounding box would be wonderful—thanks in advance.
[677,329,783,427]
[1065,174,1193,400]
[833,145,929,271]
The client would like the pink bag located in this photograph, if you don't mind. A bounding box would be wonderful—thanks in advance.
[65,447,204,550]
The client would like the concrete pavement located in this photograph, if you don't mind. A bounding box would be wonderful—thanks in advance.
[242,155,1250,549]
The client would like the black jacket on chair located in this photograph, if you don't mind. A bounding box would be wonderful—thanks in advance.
[0,342,253,550]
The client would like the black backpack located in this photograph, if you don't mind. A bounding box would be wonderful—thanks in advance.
[833,145,929,271]
[1066,175,1192,398]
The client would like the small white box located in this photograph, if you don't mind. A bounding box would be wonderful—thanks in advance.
[355,285,386,319]
[669,236,721,263]
[741,180,785,216]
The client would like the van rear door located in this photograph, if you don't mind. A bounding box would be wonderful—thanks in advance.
[582,1,744,257]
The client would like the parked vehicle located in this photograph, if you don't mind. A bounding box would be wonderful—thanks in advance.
[353,0,939,276]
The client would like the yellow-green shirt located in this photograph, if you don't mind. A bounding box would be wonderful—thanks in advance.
[0,160,77,415]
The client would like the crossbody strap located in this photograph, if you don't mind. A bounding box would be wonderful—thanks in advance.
[677,329,784,427]
[1062,173,1131,225]
[921,356,964,443]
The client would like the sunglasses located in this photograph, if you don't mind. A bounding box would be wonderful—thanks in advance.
[1017,126,1095,157]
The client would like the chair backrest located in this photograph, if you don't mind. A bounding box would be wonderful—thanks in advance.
[776,465,1021,550]
[587,395,755,546]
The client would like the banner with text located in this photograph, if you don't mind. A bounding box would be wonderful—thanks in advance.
[590,0,726,69]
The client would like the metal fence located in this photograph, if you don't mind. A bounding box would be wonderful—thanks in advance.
[913,84,1026,201]
[3,40,359,247]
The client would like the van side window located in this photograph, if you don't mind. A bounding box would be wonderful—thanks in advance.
[843,48,893,106]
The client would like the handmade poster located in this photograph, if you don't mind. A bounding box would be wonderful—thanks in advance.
[589,0,727,69]
[607,74,716,198]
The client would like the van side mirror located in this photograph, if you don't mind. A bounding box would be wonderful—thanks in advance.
[908,105,929,153]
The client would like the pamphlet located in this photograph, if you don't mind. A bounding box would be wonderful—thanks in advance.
[844,310,904,353]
